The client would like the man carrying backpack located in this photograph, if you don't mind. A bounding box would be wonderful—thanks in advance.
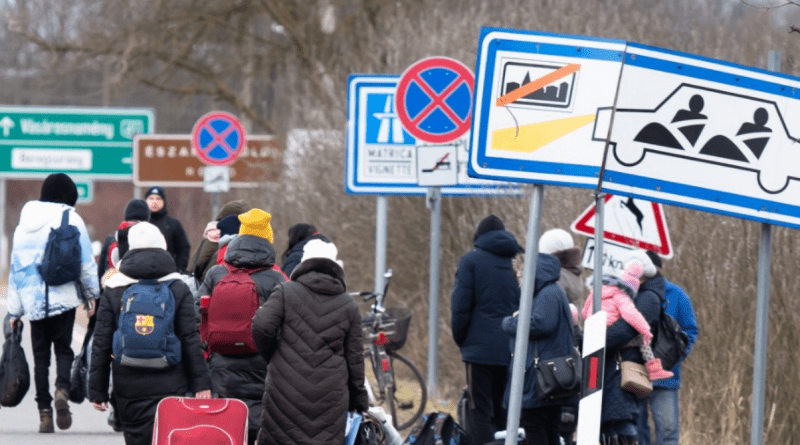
[7,173,100,433]
[195,208,286,445]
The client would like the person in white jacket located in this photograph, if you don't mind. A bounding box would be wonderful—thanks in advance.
[7,173,100,434]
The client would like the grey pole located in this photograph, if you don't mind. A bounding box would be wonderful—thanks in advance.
[211,192,220,222]
[133,186,143,200]
[504,184,544,445]
[375,195,388,294]
[427,186,442,398]
[592,192,605,314]
[750,49,780,445]
[0,179,6,277]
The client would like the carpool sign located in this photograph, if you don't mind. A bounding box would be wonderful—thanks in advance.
[0,106,154,179]
[469,27,800,231]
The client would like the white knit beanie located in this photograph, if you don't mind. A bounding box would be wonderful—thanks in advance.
[301,239,344,267]
[539,228,574,254]
[622,249,657,278]
[127,221,167,251]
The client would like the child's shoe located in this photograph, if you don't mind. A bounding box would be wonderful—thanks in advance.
[645,358,674,381]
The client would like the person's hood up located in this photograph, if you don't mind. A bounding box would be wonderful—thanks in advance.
[145,186,168,216]
[223,234,276,268]
[215,200,250,221]
[474,230,520,258]
[534,253,561,295]
[17,201,72,234]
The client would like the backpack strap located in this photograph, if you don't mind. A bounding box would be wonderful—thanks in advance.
[60,208,70,227]
[222,261,268,276]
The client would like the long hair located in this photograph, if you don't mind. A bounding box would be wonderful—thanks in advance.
[282,223,317,260]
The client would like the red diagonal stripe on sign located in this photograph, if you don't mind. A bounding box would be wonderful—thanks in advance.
[409,72,470,128]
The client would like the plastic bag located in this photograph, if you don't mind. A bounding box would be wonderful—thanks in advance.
[0,317,30,407]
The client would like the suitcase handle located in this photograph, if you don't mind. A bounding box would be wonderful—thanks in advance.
[178,398,230,414]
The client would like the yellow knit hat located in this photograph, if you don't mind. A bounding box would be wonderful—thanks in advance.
[238,209,273,242]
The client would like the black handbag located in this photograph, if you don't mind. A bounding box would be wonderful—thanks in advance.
[0,319,30,407]
[651,304,689,371]
[534,341,582,400]
[69,323,93,404]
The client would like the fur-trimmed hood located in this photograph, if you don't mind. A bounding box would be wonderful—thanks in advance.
[290,257,346,295]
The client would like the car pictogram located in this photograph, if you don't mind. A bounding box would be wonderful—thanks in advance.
[593,84,800,194]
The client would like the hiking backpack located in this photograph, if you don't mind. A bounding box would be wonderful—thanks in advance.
[39,209,82,287]
[203,263,265,356]
[113,279,182,369]
[403,412,468,445]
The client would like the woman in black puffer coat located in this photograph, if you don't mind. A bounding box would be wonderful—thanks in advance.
[252,239,368,445]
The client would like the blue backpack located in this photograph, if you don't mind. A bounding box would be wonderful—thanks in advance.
[38,209,82,286]
[113,280,182,369]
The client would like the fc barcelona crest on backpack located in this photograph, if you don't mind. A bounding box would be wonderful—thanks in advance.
[135,315,155,336]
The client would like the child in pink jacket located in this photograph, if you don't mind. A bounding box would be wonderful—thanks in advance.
[582,259,673,381]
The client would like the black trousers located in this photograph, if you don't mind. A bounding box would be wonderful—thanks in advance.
[30,309,76,410]
[466,362,508,445]
[520,405,562,445]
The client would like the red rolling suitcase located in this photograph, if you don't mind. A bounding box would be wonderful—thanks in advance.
[152,397,249,445]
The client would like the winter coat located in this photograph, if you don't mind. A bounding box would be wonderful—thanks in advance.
[7,201,100,321]
[654,279,698,389]
[195,234,286,434]
[150,203,191,272]
[251,257,369,445]
[88,247,211,444]
[451,229,521,365]
[600,273,664,425]
[281,232,330,278]
[188,200,251,281]
[500,253,579,409]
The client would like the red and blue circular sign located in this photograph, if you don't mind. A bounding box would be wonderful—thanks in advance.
[395,57,475,144]
[191,111,246,166]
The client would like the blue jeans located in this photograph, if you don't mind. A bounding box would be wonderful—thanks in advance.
[637,388,680,445]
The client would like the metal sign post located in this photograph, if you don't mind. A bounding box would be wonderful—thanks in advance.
[374,196,388,294]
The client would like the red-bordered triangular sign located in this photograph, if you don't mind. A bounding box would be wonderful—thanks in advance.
[570,194,673,259]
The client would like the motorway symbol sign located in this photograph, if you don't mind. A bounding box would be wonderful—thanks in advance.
[469,28,626,187]
[0,106,153,179]
[570,194,673,258]
[595,42,800,230]
[395,57,475,144]
[417,145,457,187]
[133,134,283,187]
[191,111,246,166]
[346,74,517,196]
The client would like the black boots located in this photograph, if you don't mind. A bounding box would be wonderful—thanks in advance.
[54,388,72,430]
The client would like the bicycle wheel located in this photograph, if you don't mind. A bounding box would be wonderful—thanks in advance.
[363,348,389,410]
[387,351,427,431]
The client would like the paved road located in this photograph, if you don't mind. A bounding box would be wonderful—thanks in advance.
[0,296,125,444]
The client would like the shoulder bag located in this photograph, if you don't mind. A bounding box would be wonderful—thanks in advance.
[618,352,652,398]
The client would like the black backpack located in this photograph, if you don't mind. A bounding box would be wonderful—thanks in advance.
[39,209,83,287]
[652,302,690,371]
[403,412,468,445]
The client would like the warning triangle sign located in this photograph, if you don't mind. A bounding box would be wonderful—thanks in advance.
[570,194,673,259]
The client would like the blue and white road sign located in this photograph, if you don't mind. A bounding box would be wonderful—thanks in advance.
[346,74,516,196]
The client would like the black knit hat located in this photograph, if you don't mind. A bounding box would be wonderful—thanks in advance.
[40,173,78,206]
[217,214,241,237]
[645,250,663,269]
[124,199,151,222]
[474,214,505,242]
[145,186,166,201]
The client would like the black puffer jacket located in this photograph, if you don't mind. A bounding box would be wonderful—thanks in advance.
[150,201,191,272]
[88,248,211,445]
[195,234,286,434]
[251,258,369,445]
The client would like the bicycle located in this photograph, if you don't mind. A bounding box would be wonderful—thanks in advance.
[350,269,427,431]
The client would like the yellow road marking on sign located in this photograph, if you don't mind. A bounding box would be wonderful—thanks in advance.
[491,114,596,153]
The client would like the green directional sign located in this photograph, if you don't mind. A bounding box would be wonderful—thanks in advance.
[0,106,154,179]
[75,180,93,205]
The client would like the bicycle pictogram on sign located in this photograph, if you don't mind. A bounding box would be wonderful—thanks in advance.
[395,57,475,144]
[191,111,246,166]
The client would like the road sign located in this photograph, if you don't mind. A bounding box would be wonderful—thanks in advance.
[75,180,93,205]
[417,145,457,187]
[133,134,283,187]
[580,238,635,276]
[203,166,230,193]
[0,106,153,179]
[593,43,800,229]
[346,74,517,196]
[570,194,673,258]
[395,57,475,144]
[191,112,246,166]
[469,28,626,187]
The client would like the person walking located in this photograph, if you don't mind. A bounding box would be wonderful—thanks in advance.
[500,252,579,445]
[6,173,100,433]
[144,186,191,272]
[636,251,698,445]
[188,199,251,281]
[251,239,369,445]
[97,198,151,285]
[88,221,211,445]
[598,249,664,445]
[196,208,286,444]
[280,223,330,277]
[451,214,522,445]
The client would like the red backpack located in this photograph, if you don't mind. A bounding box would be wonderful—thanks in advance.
[203,263,265,355]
